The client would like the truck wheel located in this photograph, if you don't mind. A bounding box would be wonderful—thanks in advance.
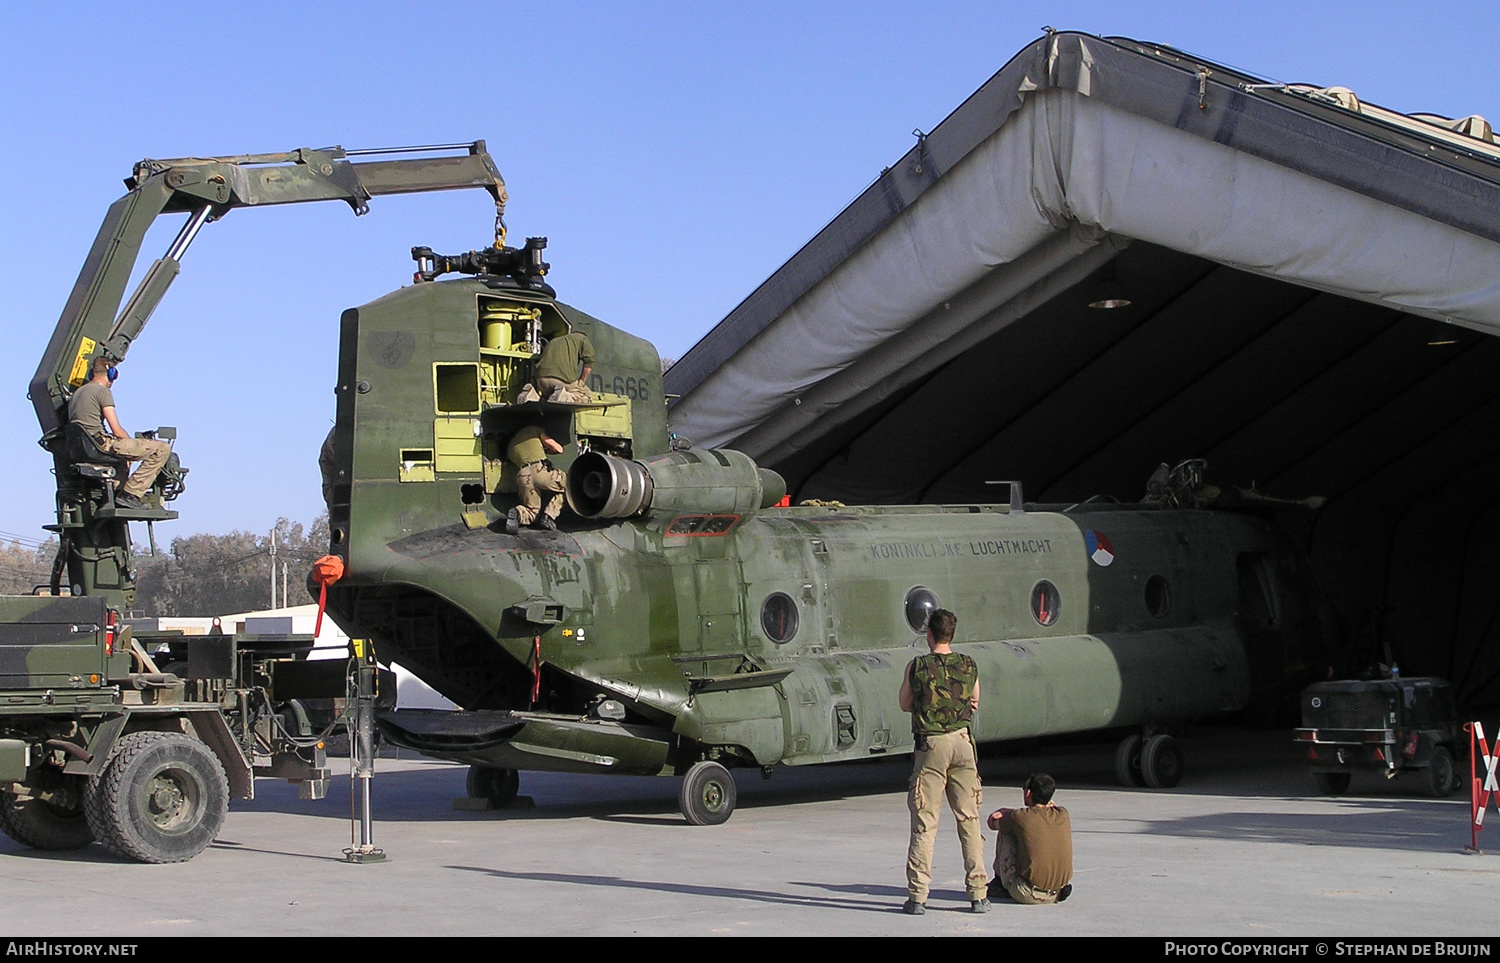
[0,787,93,850]
[1424,747,1456,799]
[680,761,736,825]
[1450,757,1468,794]
[1313,771,1351,796]
[1141,734,1184,789]
[1114,735,1147,787]
[466,765,520,808]
[88,731,227,864]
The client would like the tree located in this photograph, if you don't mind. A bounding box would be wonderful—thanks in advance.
[133,514,329,617]
[0,538,58,596]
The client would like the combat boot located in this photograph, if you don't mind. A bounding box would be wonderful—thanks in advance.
[505,508,520,536]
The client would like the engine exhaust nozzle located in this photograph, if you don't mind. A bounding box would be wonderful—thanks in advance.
[567,449,785,519]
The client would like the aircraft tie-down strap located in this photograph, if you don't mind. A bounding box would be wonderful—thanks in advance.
[1465,721,1499,852]
[531,635,542,707]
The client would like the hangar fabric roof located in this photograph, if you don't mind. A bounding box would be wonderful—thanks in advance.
[664,31,1500,706]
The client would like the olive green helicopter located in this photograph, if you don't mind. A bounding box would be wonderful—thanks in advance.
[26,143,1322,827]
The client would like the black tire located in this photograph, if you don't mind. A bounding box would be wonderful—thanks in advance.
[1141,734,1184,789]
[1450,754,1468,794]
[0,787,93,850]
[1424,746,1456,799]
[86,731,227,864]
[680,761,736,826]
[1313,771,1352,796]
[1114,734,1147,787]
[466,765,520,808]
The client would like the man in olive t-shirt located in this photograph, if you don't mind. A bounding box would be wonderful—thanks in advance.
[988,772,1073,905]
[505,424,567,534]
[68,358,170,510]
[533,331,594,403]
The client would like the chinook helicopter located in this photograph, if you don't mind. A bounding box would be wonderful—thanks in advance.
[325,246,1323,825]
[23,143,1321,830]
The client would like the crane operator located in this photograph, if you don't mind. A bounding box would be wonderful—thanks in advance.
[69,357,170,510]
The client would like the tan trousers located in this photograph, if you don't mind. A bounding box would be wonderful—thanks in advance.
[536,376,592,404]
[906,729,987,902]
[995,834,1061,904]
[515,461,567,525]
[101,435,170,499]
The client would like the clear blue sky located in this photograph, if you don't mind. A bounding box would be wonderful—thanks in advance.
[1,1,1495,547]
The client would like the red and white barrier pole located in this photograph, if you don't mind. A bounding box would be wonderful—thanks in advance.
[1467,721,1498,853]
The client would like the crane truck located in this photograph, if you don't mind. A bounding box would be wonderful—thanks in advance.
[0,142,509,862]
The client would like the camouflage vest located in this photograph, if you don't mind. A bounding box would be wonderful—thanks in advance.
[909,652,978,738]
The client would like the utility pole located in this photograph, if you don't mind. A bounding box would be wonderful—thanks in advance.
[269,528,278,609]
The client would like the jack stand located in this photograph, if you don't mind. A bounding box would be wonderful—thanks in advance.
[343,641,387,864]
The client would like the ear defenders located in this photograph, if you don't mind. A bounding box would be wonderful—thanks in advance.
[106,366,118,383]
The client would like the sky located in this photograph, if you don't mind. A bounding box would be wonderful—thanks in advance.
[1,0,1495,549]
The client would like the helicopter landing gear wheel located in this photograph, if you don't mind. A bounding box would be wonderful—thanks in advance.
[1114,734,1147,787]
[680,761,736,826]
[1140,734,1184,789]
[466,765,520,808]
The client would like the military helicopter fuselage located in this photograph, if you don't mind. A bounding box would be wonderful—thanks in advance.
[322,274,1318,820]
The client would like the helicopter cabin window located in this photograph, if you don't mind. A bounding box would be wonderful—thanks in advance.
[1031,580,1060,626]
[1145,575,1171,619]
[761,593,799,644]
[904,586,939,633]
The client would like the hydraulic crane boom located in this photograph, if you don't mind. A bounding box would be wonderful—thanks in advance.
[27,141,508,607]
[30,141,507,436]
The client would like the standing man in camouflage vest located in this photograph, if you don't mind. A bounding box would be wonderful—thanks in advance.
[898,608,988,915]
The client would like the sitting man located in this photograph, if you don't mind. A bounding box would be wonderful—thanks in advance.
[987,773,1073,905]
[533,330,594,404]
[69,357,170,511]
[505,424,567,534]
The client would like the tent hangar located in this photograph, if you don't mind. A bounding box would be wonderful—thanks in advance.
[664,32,1500,710]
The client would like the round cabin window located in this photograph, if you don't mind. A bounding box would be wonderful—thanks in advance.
[1145,575,1171,618]
[761,593,800,644]
[905,587,939,633]
[1030,580,1060,626]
